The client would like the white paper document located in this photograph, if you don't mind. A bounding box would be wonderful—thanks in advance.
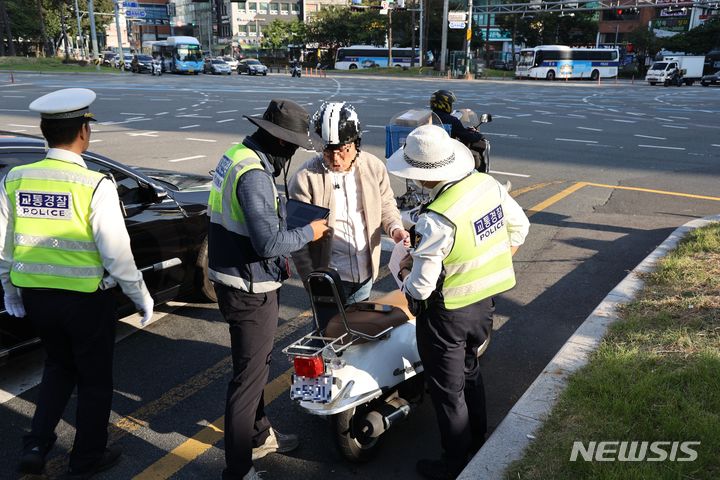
[388,241,411,289]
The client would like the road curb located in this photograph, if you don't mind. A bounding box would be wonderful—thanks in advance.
[458,213,720,480]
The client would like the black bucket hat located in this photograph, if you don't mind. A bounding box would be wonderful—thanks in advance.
[244,99,321,150]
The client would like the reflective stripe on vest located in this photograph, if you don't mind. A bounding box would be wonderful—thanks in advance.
[5,159,105,292]
[427,172,515,309]
[207,144,282,293]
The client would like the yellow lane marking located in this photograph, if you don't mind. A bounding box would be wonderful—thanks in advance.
[132,368,293,480]
[30,357,234,479]
[584,182,720,202]
[510,181,565,199]
[525,182,586,218]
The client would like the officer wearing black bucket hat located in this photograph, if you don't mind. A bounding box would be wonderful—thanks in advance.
[207,99,330,480]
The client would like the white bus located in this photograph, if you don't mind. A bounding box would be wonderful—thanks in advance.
[147,36,204,74]
[334,45,420,70]
[515,45,619,81]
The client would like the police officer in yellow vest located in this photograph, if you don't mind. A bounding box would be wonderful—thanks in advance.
[387,125,530,480]
[208,99,329,480]
[0,88,153,477]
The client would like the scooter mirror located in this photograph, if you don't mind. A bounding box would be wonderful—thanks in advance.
[479,113,492,124]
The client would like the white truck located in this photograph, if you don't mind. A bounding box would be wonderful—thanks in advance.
[645,55,705,86]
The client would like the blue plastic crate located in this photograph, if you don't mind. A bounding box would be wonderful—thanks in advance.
[385,124,452,159]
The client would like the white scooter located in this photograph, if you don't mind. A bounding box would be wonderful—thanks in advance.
[283,268,424,461]
[151,59,162,76]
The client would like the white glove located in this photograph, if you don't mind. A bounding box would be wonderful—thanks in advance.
[4,290,25,318]
[136,292,154,326]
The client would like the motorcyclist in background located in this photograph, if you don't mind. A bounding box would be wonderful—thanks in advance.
[430,89,489,173]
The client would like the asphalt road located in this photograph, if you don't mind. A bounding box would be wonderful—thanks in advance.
[0,71,718,480]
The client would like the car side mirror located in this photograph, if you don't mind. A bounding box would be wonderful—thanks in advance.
[148,183,168,203]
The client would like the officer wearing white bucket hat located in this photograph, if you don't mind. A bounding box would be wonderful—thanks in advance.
[388,124,529,480]
[0,88,153,477]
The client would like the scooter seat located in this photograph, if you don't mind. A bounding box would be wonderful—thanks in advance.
[325,290,414,342]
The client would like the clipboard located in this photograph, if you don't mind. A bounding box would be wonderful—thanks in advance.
[285,199,330,230]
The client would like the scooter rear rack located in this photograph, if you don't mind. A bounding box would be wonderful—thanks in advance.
[282,329,356,358]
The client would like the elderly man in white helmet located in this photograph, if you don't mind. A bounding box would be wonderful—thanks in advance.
[387,124,529,480]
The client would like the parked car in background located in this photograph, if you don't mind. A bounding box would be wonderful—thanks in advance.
[102,51,117,67]
[490,60,510,70]
[204,58,232,75]
[0,133,214,361]
[222,56,239,70]
[114,53,133,70]
[701,70,720,87]
[237,58,268,76]
[131,54,154,73]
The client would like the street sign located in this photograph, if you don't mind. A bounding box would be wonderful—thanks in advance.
[448,11,466,22]
[449,21,466,29]
[125,8,147,18]
[122,1,138,7]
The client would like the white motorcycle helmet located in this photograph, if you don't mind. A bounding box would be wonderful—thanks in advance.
[313,102,362,148]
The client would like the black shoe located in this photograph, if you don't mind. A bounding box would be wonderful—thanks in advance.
[18,436,57,474]
[416,458,461,480]
[67,445,122,479]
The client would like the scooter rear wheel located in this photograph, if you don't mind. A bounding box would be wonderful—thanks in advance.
[332,406,382,462]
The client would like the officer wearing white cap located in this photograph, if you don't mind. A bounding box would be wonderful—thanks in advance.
[0,88,153,477]
[387,125,530,480]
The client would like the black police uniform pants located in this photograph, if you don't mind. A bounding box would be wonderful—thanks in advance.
[215,284,278,479]
[23,288,116,472]
[415,296,494,474]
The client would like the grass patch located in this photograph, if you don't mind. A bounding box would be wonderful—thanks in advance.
[0,57,114,74]
[506,223,720,480]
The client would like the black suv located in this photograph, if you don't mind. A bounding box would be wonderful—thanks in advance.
[701,70,720,87]
[131,54,154,73]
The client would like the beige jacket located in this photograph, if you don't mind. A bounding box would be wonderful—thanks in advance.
[288,151,402,284]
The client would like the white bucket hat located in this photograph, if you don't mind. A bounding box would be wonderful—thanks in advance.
[387,124,474,182]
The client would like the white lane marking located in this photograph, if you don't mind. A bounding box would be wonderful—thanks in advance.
[638,144,686,150]
[216,118,234,123]
[8,124,36,128]
[535,110,553,114]
[176,114,212,119]
[120,112,145,116]
[253,107,266,110]
[607,108,619,113]
[577,127,602,132]
[556,138,598,143]
[89,139,103,143]
[515,114,532,117]
[668,116,690,120]
[177,107,187,111]
[366,125,385,128]
[155,112,169,116]
[609,119,636,123]
[186,137,217,143]
[492,115,513,119]
[217,109,238,114]
[654,117,672,122]
[2,95,25,98]
[150,99,171,101]
[128,131,159,137]
[191,104,200,107]
[0,309,175,405]
[0,108,29,112]
[179,124,200,129]
[169,154,207,163]
[506,106,520,110]
[627,112,645,116]
[490,170,531,178]
[712,144,720,147]
[532,120,552,125]
[662,125,688,129]
[567,114,585,118]
[484,132,518,138]
[0,83,31,88]
[635,134,666,140]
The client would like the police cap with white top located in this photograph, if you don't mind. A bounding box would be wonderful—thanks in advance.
[29,88,97,121]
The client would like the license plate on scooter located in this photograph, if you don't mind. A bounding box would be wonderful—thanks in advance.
[290,374,333,403]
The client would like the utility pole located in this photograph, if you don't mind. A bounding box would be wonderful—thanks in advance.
[74,0,85,58]
[60,3,70,61]
[418,0,424,68]
[440,0,449,71]
[484,0,491,66]
[411,3,416,67]
[88,0,100,67]
[114,0,124,70]
[464,0,473,78]
[388,8,393,67]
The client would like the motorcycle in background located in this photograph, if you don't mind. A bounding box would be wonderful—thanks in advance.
[291,64,302,78]
[151,59,162,76]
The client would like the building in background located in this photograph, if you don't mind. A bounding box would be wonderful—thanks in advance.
[106,0,171,52]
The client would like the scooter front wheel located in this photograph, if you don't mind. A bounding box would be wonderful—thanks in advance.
[332,406,382,462]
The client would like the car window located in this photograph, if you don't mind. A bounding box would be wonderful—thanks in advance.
[84,158,145,205]
[0,150,46,177]
[247,60,261,65]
